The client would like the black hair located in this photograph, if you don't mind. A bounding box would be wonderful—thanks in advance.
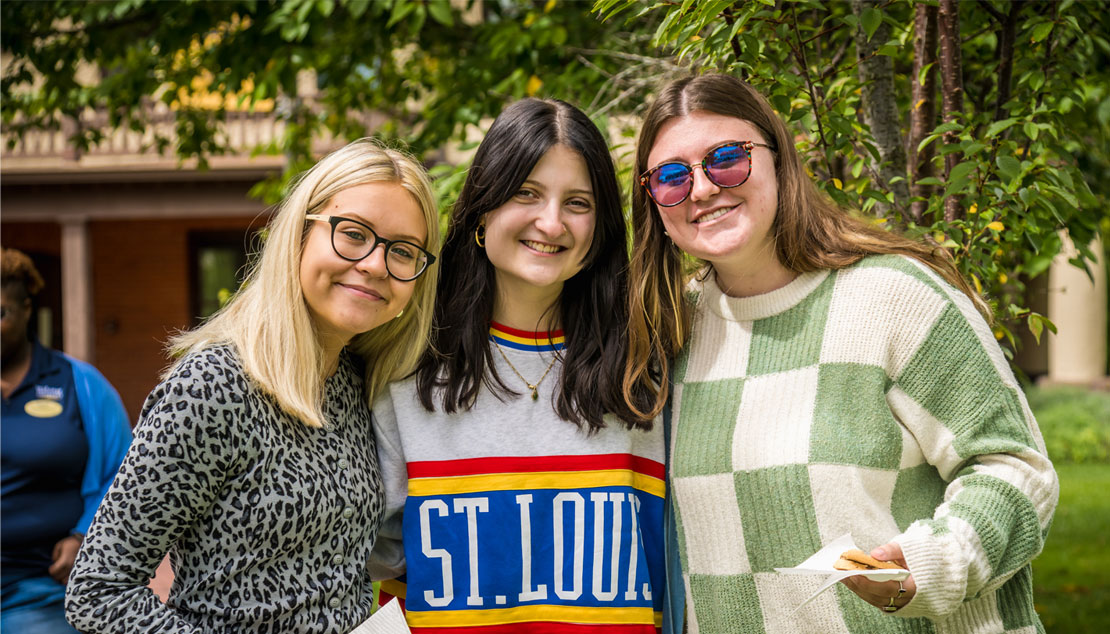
[416,98,654,431]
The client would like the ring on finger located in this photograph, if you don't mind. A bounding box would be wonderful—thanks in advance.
[882,580,906,613]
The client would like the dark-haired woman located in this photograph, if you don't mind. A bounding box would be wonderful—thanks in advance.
[625,74,1056,632]
[1,248,131,634]
[369,98,665,632]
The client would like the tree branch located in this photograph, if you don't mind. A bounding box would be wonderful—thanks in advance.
[788,4,834,179]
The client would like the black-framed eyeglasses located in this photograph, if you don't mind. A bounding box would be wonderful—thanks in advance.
[306,214,436,282]
[639,141,774,208]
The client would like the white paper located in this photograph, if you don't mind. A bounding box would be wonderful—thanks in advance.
[348,598,411,634]
[773,533,909,612]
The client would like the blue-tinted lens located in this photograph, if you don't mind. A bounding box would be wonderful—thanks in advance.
[649,163,694,206]
[705,143,751,187]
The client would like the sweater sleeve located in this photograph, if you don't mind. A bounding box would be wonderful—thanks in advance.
[367,387,408,581]
[65,351,242,633]
[885,277,1057,619]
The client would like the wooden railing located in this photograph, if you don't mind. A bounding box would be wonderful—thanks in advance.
[2,104,285,161]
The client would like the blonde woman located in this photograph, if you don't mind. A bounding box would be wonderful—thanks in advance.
[65,138,441,634]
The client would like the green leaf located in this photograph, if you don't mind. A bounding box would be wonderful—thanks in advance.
[917,61,935,87]
[985,118,1019,138]
[1031,21,1054,43]
[347,0,371,18]
[1023,121,1039,141]
[1028,69,1045,92]
[827,113,853,135]
[948,160,977,185]
[997,155,1022,183]
[917,133,942,153]
[387,1,415,28]
[960,140,988,155]
[1027,313,1057,345]
[428,0,454,26]
[876,43,899,57]
[933,121,964,135]
[861,7,882,41]
[1097,97,1110,127]
[1046,184,1080,209]
[943,161,976,198]
[863,188,891,204]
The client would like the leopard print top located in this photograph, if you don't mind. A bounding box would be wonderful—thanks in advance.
[65,344,384,633]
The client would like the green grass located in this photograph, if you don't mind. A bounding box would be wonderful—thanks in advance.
[1034,462,1110,632]
[1026,386,1110,463]
[1023,386,1110,631]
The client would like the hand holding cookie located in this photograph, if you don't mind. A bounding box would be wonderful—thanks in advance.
[839,542,916,613]
[833,549,905,571]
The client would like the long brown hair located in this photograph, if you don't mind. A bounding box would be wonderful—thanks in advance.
[417,98,655,432]
[623,73,987,420]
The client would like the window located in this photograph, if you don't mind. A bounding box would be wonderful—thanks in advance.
[189,230,259,325]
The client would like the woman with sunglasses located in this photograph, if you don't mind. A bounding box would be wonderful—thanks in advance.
[369,98,666,632]
[625,74,1056,632]
[65,138,441,633]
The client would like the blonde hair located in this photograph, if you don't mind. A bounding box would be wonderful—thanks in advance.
[170,138,441,428]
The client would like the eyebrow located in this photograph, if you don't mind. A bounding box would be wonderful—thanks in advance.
[522,179,594,198]
[338,214,426,245]
[655,140,748,165]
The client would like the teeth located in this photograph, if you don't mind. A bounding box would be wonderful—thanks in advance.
[695,207,732,223]
[524,240,562,253]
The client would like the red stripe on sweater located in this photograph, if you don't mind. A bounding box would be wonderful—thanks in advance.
[406,454,664,480]
[408,624,659,634]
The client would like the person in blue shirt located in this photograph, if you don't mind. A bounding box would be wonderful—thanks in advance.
[1,247,132,634]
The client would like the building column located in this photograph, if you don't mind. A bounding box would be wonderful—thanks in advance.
[1047,232,1108,383]
[60,217,94,362]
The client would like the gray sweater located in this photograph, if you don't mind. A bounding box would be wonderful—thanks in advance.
[66,344,384,633]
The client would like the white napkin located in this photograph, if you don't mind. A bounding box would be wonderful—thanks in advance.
[774,533,909,612]
[348,598,411,634]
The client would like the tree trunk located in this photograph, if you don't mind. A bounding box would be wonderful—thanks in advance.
[850,0,909,217]
[938,0,965,222]
[908,2,938,225]
[993,2,1023,122]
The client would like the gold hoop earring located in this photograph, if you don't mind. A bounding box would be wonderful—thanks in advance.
[475,223,487,248]
[394,309,404,319]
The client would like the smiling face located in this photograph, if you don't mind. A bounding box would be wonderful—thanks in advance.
[481,143,596,306]
[299,182,427,349]
[646,111,782,284]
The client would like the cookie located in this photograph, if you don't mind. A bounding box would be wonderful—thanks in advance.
[833,549,903,571]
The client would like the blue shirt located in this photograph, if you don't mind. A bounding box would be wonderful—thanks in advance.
[1,343,89,578]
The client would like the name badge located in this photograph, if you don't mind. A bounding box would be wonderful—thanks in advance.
[25,399,64,418]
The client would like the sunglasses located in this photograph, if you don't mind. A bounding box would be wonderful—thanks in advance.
[640,141,773,207]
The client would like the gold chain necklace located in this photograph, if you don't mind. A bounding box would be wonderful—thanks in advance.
[492,338,558,401]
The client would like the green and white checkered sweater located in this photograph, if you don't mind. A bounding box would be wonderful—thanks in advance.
[670,254,1056,634]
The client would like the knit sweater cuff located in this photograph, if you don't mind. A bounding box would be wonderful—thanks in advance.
[892,523,967,619]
